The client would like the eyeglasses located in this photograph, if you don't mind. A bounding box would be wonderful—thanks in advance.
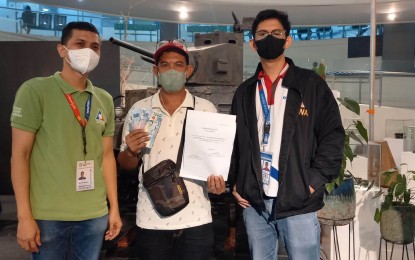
[255,29,286,40]
[156,39,187,51]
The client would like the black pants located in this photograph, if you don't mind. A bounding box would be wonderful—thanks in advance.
[136,223,214,260]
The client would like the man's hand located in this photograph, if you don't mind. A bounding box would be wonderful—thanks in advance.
[232,184,251,208]
[105,208,122,241]
[16,217,41,253]
[207,175,225,195]
[125,129,149,155]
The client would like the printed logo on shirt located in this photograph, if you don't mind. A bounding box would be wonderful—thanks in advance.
[299,102,309,117]
[12,106,23,118]
[95,110,105,125]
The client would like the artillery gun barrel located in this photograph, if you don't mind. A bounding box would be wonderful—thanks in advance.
[109,37,154,59]
[140,56,155,64]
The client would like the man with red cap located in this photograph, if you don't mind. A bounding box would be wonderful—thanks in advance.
[117,39,226,260]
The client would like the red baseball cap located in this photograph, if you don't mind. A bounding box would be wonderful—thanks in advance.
[153,40,189,64]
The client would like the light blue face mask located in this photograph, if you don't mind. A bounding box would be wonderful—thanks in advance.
[158,69,186,93]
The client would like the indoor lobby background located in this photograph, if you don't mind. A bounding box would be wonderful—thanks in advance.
[0,0,415,259]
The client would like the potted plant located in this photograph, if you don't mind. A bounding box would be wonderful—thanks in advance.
[312,62,368,225]
[328,97,369,191]
[311,61,368,193]
[318,96,368,225]
[373,164,415,243]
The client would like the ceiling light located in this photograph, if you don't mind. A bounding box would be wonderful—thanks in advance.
[179,11,188,20]
[387,13,396,21]
[179,6,188,20]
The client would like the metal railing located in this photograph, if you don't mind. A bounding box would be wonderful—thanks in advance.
[1,5,382,43]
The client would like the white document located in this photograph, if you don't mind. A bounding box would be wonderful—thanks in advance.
[180,110,236,181]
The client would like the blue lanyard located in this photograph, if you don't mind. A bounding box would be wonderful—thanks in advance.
[258,79,272,145]
[84,94,92,122]
[258,63,288,146]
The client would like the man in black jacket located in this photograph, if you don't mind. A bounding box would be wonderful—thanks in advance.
[229,9,345,260]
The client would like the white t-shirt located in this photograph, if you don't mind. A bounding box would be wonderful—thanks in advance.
[256,65,289,197]
[121,89,217,230]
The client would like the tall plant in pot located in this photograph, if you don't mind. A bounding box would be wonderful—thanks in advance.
[373,164,415,243]
[317,97,368,225]
[327,97,369,192]
[312,62,368,225]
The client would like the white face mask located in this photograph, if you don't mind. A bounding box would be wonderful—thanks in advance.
[64,46,100,74]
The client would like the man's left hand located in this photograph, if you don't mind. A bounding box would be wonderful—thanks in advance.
[207,175,225,195]
[105,208,122,240]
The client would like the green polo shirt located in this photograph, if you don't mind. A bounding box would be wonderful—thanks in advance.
[11,72,114,221]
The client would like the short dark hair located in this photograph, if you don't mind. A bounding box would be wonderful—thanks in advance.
[60,22,100,45]
[251,9,291,37]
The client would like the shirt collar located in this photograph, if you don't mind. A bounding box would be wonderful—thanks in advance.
[54,72,94,95]
[258,70,266,80]
[257,63,289,81]
[152,89,194,109]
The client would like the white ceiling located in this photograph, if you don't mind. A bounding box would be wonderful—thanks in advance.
[30,0,415,26]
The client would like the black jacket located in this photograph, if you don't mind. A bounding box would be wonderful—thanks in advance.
[228,58,345,219]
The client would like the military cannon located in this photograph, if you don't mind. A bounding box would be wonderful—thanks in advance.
[110,31,244,114]
[109,37,155,64]
[109,31,243,86]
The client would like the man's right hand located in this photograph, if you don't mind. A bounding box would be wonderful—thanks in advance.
[232,184,251,208]
[125,129,149,155]
[17,217,41,253]
[118,129,150,170]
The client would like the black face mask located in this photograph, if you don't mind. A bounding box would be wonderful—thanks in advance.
[255,35,286,60]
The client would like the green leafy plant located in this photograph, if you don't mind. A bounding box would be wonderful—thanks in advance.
[325,97,369,193]
[312,62,368,194]
[373,164,415,223]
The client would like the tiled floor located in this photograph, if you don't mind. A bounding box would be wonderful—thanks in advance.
[0,195,246,260]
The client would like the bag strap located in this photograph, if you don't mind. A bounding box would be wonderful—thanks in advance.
[176,97,195,169]
[176,95,195,169]
[142,95,195,171]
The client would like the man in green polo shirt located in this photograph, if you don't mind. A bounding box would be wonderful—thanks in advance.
[10,22,122,259]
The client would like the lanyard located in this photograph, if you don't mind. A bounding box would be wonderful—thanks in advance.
[258,62,288,146]
[64,93,92,160]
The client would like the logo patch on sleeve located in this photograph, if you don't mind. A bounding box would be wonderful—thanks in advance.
[95,110,106,125]
[12,106,23,118]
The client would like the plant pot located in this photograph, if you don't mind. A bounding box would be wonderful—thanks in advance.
[380,204,415,243]
[318,178,356,226]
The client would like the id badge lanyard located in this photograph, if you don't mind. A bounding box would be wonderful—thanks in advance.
[64,93,92,160]
[258,62,288,149]
[258,81,271,147]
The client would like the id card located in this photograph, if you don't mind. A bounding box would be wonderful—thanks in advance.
[260,152,273,185]
[76,160,94,191]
